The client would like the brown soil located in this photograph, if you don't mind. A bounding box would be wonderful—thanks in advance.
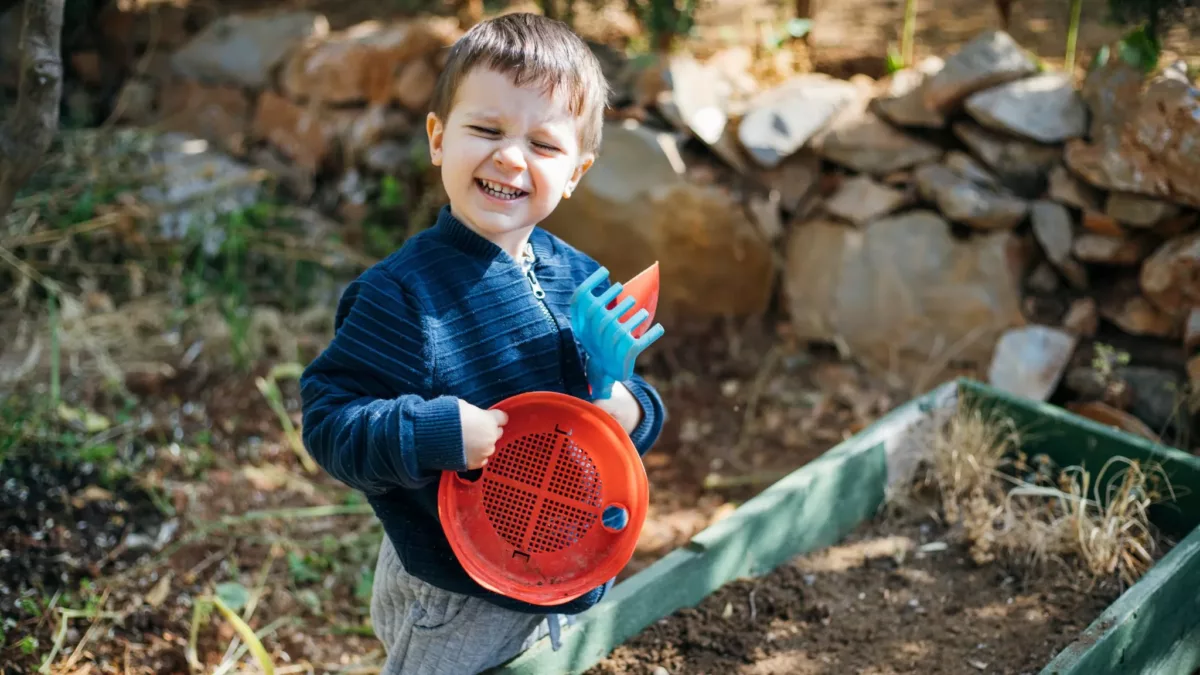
[588,512,1120,675]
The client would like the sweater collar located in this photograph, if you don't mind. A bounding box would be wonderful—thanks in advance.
[432,205,552,264]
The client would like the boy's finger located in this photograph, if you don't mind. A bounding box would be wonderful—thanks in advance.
[491,410,509,426]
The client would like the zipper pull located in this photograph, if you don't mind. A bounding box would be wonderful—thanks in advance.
[526,266,547,299]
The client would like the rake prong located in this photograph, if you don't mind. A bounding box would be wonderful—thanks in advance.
[595,282,623,309]
[621,308,649,334]
[571,267,610,305]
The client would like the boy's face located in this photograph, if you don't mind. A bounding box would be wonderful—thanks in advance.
[427,67,594,254]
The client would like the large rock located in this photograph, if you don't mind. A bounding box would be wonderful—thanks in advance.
[1064,76,1200,208]
[964,73,1087,143]
[953,121,1060,198]
[540,122,774,317]
[987,325,1077,401]
[1030,200,1088,289]
[914,163,1028,230]
[784,211,1024,383]
[736,74,860,168]
[1140,232,1200,320]
[922,30,1039,112]
[281,18,461,105]
[170,11,329,89]
[1080,53,1144,141]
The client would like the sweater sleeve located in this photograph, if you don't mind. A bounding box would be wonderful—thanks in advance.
[299,268,467,495]
[558,241,668,456]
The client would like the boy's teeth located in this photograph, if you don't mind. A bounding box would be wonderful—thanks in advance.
[480,179,523,198]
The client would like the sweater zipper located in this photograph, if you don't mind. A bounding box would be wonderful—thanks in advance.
[523,247,566,389]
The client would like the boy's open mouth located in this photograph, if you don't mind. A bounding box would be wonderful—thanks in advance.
[476,178,528,201]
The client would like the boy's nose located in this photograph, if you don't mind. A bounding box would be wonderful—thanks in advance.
[492,145,527,172]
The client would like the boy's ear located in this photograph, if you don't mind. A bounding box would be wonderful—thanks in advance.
[426,112,445,167]
[564,152,595,199]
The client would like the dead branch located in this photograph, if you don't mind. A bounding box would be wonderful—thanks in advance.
[0,0,65,223]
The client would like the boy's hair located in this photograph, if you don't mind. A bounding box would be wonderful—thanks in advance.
[429,13,610,154]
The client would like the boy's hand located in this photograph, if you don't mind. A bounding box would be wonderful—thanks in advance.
[594,381,642,436]
[458,400,508,469]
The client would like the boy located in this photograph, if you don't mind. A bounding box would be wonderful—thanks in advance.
[299,12,667,675]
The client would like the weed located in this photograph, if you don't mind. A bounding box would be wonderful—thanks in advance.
[911,398,1179,591]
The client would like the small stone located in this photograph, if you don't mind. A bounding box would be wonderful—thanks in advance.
[873,56,947,129]
[1030,200,1074,262]
[364,140,409,174]
[748,191,784,241]
[915,163,1028,230]
[953,121,1061,198]
[944,150,998,187]
[1082,211,1126,237]
[922,30,1039,112]
[652,667,670,675]
[1029,201,1087,288]
[1155,212,1199,238]
[1106,192,1181,227]
[816,106,943,175]
[1062,297,1099,337]
[1101,293,1180,338]
[1119,366,1186,432]
[964,73,1087,143]
[1186,307,1200,353]
[737,74,860,168]
[1140,232,1200,320]
[1072,233,1148,265]
[1066,401,1161,443]
[759,151,821,213]
[988,325,1077,401]
[824,174,908,226]
[1027,262,1060,293]
[1047,164,1104,212]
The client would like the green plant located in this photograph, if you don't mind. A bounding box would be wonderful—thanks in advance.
[630,0,697,51]
[1066,0,1084,71]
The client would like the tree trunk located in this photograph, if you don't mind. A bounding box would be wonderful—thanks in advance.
[0,0,65,224]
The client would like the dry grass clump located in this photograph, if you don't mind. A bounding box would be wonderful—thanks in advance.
[910,399,1179,591]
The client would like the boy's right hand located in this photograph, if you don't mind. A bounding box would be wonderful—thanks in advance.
[458,400,509,469]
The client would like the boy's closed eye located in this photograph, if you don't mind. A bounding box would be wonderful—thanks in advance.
[468,125,563,155]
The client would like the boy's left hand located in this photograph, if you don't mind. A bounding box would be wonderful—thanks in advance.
[593,381,642,436]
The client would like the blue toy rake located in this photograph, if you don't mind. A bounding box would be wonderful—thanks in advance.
[570,263,666,400]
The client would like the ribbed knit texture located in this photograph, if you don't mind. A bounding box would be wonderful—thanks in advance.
[300,205,666,614]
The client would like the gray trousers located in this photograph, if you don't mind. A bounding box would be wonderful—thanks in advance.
[371,535,563,675]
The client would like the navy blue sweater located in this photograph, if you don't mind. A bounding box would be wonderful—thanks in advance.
[299,206,666,615]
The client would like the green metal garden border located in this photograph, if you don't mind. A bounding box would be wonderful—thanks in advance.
[494,378,1200,675]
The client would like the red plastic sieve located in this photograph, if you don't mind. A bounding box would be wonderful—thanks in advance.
[438,391,648,606]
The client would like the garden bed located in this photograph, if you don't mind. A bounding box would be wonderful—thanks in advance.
[496,379,1200,675]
